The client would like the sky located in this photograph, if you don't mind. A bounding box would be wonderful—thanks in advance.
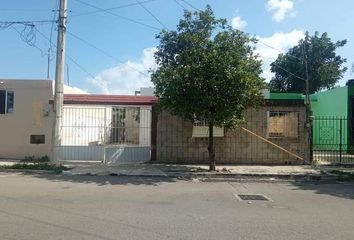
[0,0,353,94]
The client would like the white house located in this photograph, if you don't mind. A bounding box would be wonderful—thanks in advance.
[0,79,53,160]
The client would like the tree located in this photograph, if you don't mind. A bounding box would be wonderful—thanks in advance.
[269,32,347,94]
[151,6,265,171]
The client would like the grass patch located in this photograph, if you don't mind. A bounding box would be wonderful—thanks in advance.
[330,170,354,182]
[0,163,70,174]
[21,155,50,163]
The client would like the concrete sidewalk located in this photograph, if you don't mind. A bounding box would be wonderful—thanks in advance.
[1,160,351,181]
[62,163,330,180]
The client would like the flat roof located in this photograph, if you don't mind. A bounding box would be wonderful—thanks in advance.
[51,94,158,106]
[269,92,304,100]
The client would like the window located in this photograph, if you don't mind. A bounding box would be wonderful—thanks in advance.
[30,135,45,144]
[110,107,140,144]
[267,111,299,138]
[192,119,224,138]
[0,90,14,114]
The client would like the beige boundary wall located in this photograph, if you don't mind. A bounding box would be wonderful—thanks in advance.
[0,80,53,160]
[156,101,310,165]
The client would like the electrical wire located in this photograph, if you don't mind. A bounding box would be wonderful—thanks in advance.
[257,40,303,61]
[70,0,157,17]
[66,30,149,77]
[11,25,46,56]
[49,0,59,53]
[0,22,37,47]
[35,26,98,81]
[179,0,200,11]
[47,0,60,79]
[136,0,168,30]
[259,56,305,81]
[173,0,186,10]
[0,8,50,12]
[0,20,56,25]
[73,0,160,31]
[172,1,303,64]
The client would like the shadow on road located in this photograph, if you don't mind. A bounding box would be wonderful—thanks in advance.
[27,173,187,186]
[290,181,354,200]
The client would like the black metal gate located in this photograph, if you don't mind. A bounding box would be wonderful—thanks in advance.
[312,117,354,164]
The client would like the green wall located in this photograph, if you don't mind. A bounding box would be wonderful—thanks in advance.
[311,85,354,151]
[311,86,349,118]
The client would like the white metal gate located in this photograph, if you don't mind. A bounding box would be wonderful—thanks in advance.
[60,106,152,164]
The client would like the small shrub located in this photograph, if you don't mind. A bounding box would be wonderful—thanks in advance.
[22,155,50,163]
[0,163,69,174]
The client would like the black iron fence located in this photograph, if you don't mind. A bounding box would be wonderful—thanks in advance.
[312,117,354,164]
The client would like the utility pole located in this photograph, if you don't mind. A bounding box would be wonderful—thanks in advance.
[302,40,313,163]
[52,0,68,166]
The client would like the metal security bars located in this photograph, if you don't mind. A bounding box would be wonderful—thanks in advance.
[312,117,354,165]
[60,106,152,164]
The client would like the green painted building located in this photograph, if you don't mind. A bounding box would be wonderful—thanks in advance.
[311,80,354,153]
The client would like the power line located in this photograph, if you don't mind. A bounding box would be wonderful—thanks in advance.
[11,25,46,56]
[73,0,160,31]
[179,0,200,11]
[136,0,168,30]
[49,1,59,51]
[70,0,157,17]
[173,0,186,10]
[0,20,56,25]
[259,56,305,81]
[66,54,98,80]
[172,1,304,63]
[0,8,50,12]
[66,30,148,77]
[48,0,60,79]
[35,26,98,81]
[257,39,303,61]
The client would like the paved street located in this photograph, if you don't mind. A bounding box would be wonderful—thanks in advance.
[0,173,353,240]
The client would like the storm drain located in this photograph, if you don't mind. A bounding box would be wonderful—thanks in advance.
[234,194,272,201]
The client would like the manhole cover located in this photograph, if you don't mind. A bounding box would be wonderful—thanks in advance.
[234,194,271,201]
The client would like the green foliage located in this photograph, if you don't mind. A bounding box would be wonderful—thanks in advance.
[22,155,50,163]
[151,6,265,128]
[0,163,69,174]
[269,31,347,94]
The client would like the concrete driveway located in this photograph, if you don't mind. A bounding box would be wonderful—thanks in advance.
[0,173,353,240]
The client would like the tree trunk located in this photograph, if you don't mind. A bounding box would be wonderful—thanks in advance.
[208,119,216,171]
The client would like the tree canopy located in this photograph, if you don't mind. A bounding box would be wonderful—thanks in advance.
[269,31,347,94]
[151,6,265,170]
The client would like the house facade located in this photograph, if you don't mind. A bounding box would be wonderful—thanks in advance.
[58,94,157,164]
[0,79,53,160]
[155,97,309,165]
[0,79,309,164]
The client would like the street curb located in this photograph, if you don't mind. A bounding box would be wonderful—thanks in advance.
[62,171,339,182]
[0,169,54,174]
[0,168,340,183]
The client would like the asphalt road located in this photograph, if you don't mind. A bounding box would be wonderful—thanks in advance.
[0,173,353,240]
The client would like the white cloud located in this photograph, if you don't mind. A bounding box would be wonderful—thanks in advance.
[266,0,295,22]
[89,47,157,95]
[64,85,88,94]
[231,16,247,30]
[255,29,305,81]
[52,81,88,94]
